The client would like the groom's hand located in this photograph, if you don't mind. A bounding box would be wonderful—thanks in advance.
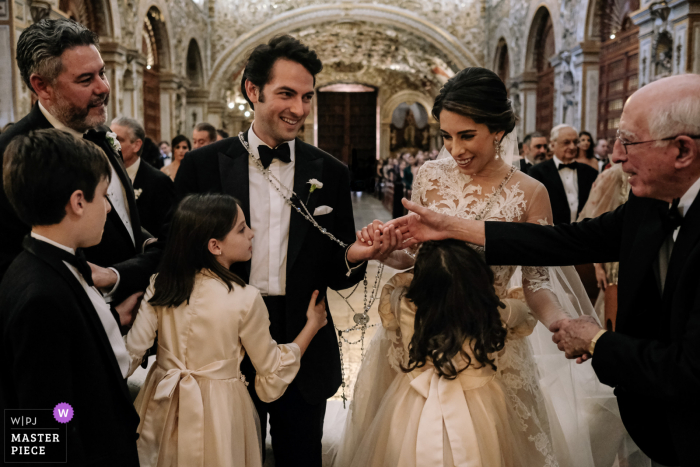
[549,317,603,360]
[347,224,402,263]
[383,199,450,248]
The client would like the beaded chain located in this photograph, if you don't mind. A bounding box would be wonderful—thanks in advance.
[238,132,385,407]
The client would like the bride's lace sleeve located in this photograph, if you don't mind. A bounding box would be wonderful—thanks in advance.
[521,183,569,328]
[378,273,413,371]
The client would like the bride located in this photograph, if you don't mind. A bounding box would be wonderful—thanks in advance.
[335,68,647,467]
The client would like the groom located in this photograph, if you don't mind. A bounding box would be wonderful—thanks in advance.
[387,74,700,466]
[175,35,388,466]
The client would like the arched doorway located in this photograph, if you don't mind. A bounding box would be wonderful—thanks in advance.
[186,39,204,89]
[142,7,169,141]
[597,0,640,142]
[495,38,510,88]
[533,9,555,135]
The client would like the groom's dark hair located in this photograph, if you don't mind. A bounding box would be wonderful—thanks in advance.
[3,129,111,226]
[240,35,323,110]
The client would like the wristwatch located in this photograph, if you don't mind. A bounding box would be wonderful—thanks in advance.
[589,329,608,355]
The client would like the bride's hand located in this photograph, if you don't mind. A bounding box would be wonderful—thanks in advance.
[347,225,403,263]
[384,199,450,248]
[356,219,385,245]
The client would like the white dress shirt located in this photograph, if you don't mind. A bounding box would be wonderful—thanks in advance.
[553,156,580,223]
[30,232,130,378]
[657,175,700,292]
[247,125,295,296]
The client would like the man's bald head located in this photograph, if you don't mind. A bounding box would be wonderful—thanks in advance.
[614,74,700,201]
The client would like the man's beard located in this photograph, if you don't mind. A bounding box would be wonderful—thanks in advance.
[52,93,109,133]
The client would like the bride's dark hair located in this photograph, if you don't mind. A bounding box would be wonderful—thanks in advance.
[432,67,516,137]
[402,240,507,379]
[149,194,246,308]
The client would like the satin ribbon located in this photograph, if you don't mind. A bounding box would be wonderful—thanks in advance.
[408,367,500,467]
[142,345,242,467]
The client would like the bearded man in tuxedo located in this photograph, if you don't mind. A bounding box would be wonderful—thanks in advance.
[0,19,160,306]
[175,35,396,466]
[386,74,700,466]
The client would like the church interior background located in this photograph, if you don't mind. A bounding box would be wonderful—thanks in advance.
[2,0,699,406]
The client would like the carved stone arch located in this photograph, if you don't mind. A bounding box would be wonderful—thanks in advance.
[185,38,205,88]
[380,90,435,125]
[137,1,174,72]
[494,37,511,85]
[59,0,113,38]
[142,6,171,71]
[208,3,479,101]
[524,5,559,73]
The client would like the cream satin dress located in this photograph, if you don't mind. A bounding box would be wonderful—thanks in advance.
[124,270,301,467]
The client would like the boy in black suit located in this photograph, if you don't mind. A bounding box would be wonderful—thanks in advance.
[528,124,598,225]
[0,129,141,466]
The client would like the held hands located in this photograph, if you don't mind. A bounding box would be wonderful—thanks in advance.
[306,290,328,331]
[346,222,404,263]
[549,315,602,363]
[114,291,144,328]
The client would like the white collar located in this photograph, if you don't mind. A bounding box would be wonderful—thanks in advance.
[247,124,295,162]
[125,157,141,184]
[38,102,84,138]
[677,175,700,217]
[30,231,75,255]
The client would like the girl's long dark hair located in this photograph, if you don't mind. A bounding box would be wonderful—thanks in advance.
[149,194,245,308]
[402,240,507,379]
[579,131,595,160]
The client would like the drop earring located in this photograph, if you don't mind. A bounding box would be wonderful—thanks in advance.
[494,139,501,160]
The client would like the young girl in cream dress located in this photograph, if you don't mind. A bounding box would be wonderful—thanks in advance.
[124,194,328,467]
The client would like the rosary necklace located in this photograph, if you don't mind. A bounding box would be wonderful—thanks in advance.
[239,132,384,405]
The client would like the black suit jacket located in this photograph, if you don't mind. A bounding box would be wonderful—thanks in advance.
[484,193,700,466]
[0,104,161,301]
[518,158,533,174]
[174,135,367,404]
[528,159,598,225]
[0,237,140,466]
[132,158,175,238]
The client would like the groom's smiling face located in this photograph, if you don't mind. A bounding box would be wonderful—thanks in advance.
[245,58,315,148]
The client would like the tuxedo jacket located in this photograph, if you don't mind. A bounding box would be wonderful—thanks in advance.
[485,193,700,466]
[174,135,367,404]
[0,103,161,301]
[518,158,533,174]
[528,158,599,225]
[0,237,140,466]
[133,158,176,238]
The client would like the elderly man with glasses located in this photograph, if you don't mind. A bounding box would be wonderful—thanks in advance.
[385,73,700,466]
[527,124,600,225]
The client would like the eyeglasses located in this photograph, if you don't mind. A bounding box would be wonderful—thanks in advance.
[616,130,700,154]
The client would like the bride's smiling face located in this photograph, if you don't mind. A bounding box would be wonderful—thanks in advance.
[439,110,504,176]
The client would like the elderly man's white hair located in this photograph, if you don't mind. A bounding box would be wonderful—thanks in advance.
[550,124,578,143]
[647,96,700,147]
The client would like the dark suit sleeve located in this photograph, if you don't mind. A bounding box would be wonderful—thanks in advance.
[593,313,700,398]
[484,203,625,266]
[326,162,368,291]
[152,175,176,237]
[110,244,162,300]
[174,152,201,200]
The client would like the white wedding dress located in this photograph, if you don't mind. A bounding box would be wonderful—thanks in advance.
[334,157,650,467]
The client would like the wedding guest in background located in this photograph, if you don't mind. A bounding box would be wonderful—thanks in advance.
[216,128,229,141]
[0,18,160,303]
[158,140,171,166]
[111,117,175,238]
[528,124,599,225]
[595,138,611,171]
[124,193,328,467]
[139,137,162,168]
[162,134,190,181]
[0,129,141,467]
[519,132,548,174]
[192,122,216,149]
[576,130,599,171]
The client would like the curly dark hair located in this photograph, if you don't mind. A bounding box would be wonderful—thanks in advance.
[432,67,516,138]
[240,35,323,110]
[402,239,507,379]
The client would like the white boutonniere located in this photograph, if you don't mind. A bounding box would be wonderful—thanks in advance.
[105,131,121,153]
[307,179,323,203]
[134,188,142,200]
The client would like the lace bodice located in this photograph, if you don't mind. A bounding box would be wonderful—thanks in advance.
[412,157,556,298]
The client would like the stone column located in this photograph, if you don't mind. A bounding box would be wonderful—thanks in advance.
[186,89,208,133]
[572,40,601,137]
[99,42,127,122]
[159,72,185,143]
[512,72,538,137]
[207,101,226,130]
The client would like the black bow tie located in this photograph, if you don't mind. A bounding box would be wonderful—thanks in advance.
[258,143,291,169]
[24,236,94,287]
[665,198,684,232]
[558,162,578,171]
